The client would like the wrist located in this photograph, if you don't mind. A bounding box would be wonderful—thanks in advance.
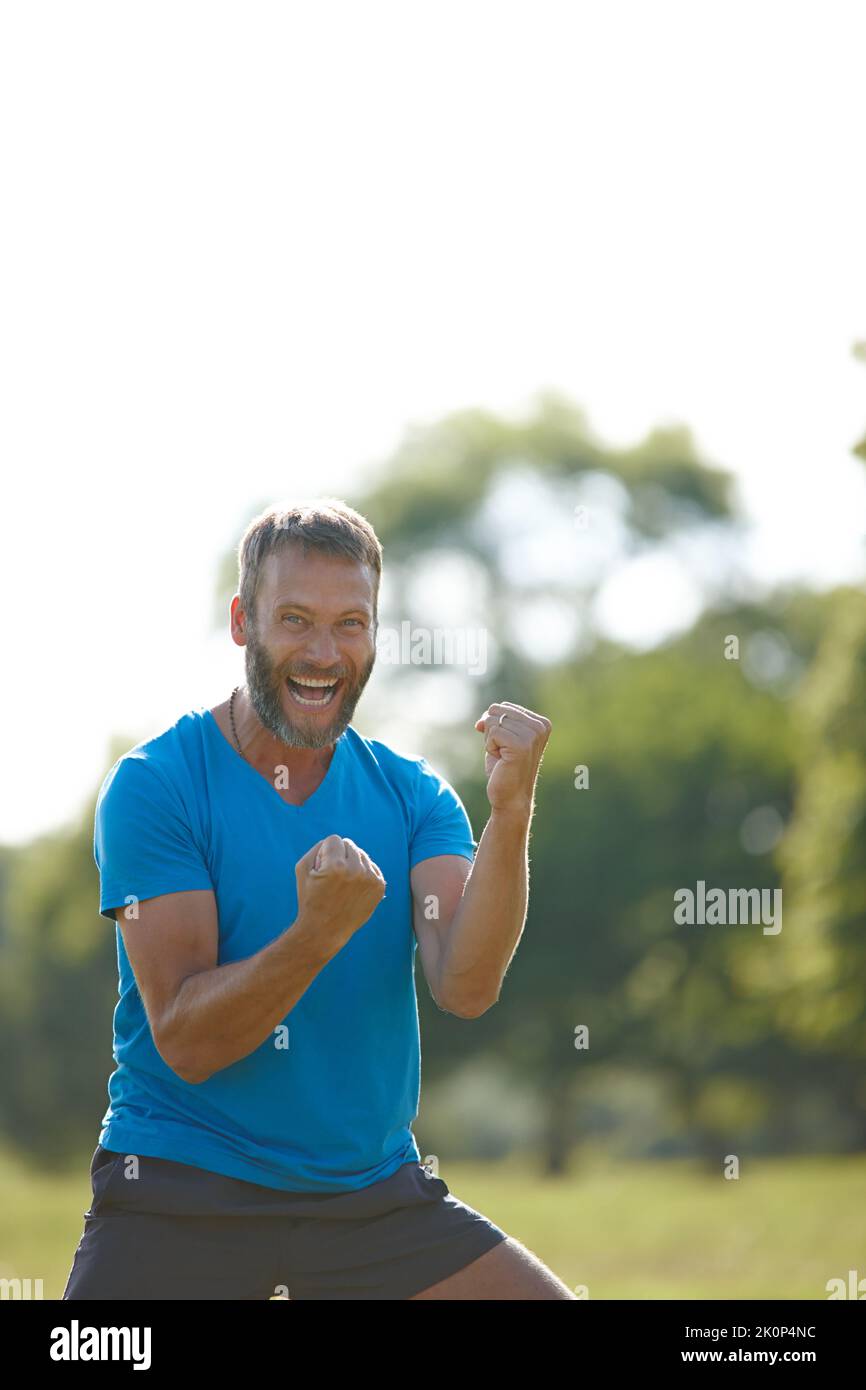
[291,909,345,962]
[488,801,533,832]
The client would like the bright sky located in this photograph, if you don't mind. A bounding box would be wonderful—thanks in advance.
[1,1,865,845]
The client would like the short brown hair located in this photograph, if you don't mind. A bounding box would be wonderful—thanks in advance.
[237,498,383,628]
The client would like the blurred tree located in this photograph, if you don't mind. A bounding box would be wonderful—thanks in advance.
[770,354,866,1146]
[773,583,866,1140]
[0,736,133,1166]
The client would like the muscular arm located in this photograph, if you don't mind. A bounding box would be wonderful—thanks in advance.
[412,809,530,1019]
[118,890,335,1084]
[118,835,385,1084]
[412,700,550,1018]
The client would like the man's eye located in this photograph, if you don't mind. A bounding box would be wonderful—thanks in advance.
[281,614,365,627]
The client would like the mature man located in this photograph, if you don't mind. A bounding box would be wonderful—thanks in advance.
[64,500,574,1301]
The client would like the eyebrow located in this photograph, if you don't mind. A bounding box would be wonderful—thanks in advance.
[273,600,372,617]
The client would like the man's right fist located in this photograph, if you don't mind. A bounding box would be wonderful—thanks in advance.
[295,835,386,949]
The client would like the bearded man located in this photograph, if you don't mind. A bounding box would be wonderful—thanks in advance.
[63,499,574,1301]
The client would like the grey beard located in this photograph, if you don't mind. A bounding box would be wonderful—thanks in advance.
[243,628,374,750]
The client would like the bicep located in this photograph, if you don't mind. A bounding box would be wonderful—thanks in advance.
[113,888,218,1061]
[410,855,472,1009]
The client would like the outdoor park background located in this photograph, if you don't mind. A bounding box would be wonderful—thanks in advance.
[1,4,865,1299]
[3,386,866,1299]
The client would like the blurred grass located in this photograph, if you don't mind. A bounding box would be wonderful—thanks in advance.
[449,1151,866,1298]
[1,1143,863,1299]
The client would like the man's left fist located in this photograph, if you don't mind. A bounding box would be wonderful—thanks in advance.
[474,701,552,815]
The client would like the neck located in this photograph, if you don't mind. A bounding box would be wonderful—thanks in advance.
[232,688,335,775]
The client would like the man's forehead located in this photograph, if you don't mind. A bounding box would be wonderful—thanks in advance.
[262,546,376,602]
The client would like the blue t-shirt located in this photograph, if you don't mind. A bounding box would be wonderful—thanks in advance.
[93,707,476,1193]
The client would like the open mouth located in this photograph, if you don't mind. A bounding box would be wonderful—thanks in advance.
[285,675,342,709]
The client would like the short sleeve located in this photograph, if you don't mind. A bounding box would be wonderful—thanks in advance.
[409,757,476,869]
[94,755,213,920]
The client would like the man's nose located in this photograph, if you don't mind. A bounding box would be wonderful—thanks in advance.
[301,626,342,668]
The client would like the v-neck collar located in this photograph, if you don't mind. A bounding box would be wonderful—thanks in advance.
[203,707,346,813]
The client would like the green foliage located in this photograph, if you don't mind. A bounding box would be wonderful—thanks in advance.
[0,796,119,1165]
[775,586,866,1073]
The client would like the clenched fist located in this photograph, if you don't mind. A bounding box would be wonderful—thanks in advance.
[295,834,386,951]
[474,700,552,815]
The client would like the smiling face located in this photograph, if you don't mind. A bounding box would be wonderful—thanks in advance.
[238,542,378,750]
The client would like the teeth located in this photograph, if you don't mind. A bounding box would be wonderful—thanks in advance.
[286,675,339,709]
[288,686,336,708]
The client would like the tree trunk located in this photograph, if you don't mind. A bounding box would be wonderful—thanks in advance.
[542,1073,574,1177]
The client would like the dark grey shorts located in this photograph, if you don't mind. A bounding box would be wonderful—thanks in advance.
[63,1146,509,1301]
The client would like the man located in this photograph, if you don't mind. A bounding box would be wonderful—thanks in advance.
[64,499,575,1301]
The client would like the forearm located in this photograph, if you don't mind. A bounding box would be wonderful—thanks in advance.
[438,807,531,1015]
[159,914,337,1083]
